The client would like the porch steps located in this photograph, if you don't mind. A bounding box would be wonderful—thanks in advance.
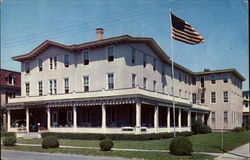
[17,132,42,139]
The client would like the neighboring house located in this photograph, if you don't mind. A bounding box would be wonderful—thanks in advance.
[242,91,249,126]
[0,69,21,131]
[6,29,244,133]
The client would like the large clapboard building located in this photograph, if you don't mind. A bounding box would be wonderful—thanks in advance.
[6,29,244,134]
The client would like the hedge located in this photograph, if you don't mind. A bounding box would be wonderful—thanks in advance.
[41,131,193,141]
[1,132,16,137]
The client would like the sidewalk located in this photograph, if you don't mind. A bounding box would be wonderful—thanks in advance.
[4,142,250,159]
[214,143,250,160]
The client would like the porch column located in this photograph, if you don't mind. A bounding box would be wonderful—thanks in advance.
[102,104,106,132]
[47,107,51,130]
[195,112,198,120]
[154,105,159,133]
[7,110,11,132]
[26,107,29,133]
[167,107,170,128]
[202,113,205,123]
[188,109,191,127]
[178,108,181,128]
[135,101,141,134]
[73,105,77,130]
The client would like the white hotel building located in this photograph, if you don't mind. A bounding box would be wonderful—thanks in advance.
[6,29,244,134]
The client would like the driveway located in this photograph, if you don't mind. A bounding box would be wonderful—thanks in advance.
[1,150,132,160]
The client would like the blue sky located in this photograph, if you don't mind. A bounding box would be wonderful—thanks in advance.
[1,0,249,90]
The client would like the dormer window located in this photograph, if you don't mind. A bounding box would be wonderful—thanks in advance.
[38,58,43,71]
[132,48,136,64]
[6,74,15,85]
[64,54,69,67]
[107,46,114,62]
[25,62,30,73]
[153,58,156,71]
[83,51,89,65]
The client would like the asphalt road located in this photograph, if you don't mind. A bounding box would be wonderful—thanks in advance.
[1,150,132,160]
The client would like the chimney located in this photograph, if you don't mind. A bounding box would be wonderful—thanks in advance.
[96,28,104,40]
[204,68,210,72]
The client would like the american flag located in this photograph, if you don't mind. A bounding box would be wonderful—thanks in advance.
[171,13,204,45]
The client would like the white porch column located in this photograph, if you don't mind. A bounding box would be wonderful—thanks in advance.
[202,113,205,123]
[188,109,191,127]
[102,104,106,133]
[167,107,170,128]
[178,109,181,128]
[195,112,198,120]
[154,105,159,133]
[47,107,51,130]
[26,107,29,133]
[73,105,77,130]
[7,110,11,132]
[135,101,141,134]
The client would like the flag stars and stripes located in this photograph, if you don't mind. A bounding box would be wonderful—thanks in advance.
[171,13,204,45]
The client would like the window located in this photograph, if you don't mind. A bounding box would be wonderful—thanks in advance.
[64,78,69,93]
[211,92,216,103]
[211,74,216,84]
[192,93,196,104]
[211,112,215,123]
[153,58,156,71]
[107,46,114,62]
[184,75,187,83]
[201,91,205,103]
[245,103,248,108]
[153,80,157,91]
[179,89,182,97]
[107,73,114,89]
[54,56,57,69]
[64,54,69,67]
[49,80,53,95]
[189,77,191,85]
[132,74,136,88]
[223,91,228,102]
[161,63,165,76]
[83,51,89,65]
[38,58,43,71]
[25,83,30,96]
[50,57,53,69]
[162,84,165,93]
[132,48,136,64]
[83,76,89,92]
[54,80,57,94]
[192,77,196,85]
[38,81,43,96]
[143,77,147,89]
[67,111,73,125]
[6,74,14,85]
[179,73,182,81]
[224,111,228,123]
[201,76,205,88]
[223,74,228,83]
[143,54,146,68]
[25,62,30,73]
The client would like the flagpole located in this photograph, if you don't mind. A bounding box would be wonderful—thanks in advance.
[169,8,176,138]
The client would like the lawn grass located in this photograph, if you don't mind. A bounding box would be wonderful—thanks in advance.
[2,145,215,160]
[16,131,249,153]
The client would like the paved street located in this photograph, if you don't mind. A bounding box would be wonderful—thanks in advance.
[1,150,132,160]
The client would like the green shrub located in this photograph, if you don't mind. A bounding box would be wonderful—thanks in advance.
[1,132,16,137]
[232,127,245,132]
[42,136,59,149]
[192,120,211,134]
[100,139,114,151]
[3,136,16,146]
[170,136,193,155]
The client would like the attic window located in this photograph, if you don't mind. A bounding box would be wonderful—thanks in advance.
[64,54,69,67]
[83,51,89,65]
[107,46,114,62]
[25,62,30,73]
[6,74,15,85]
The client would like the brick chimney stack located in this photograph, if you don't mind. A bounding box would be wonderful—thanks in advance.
[96,28,104,40]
